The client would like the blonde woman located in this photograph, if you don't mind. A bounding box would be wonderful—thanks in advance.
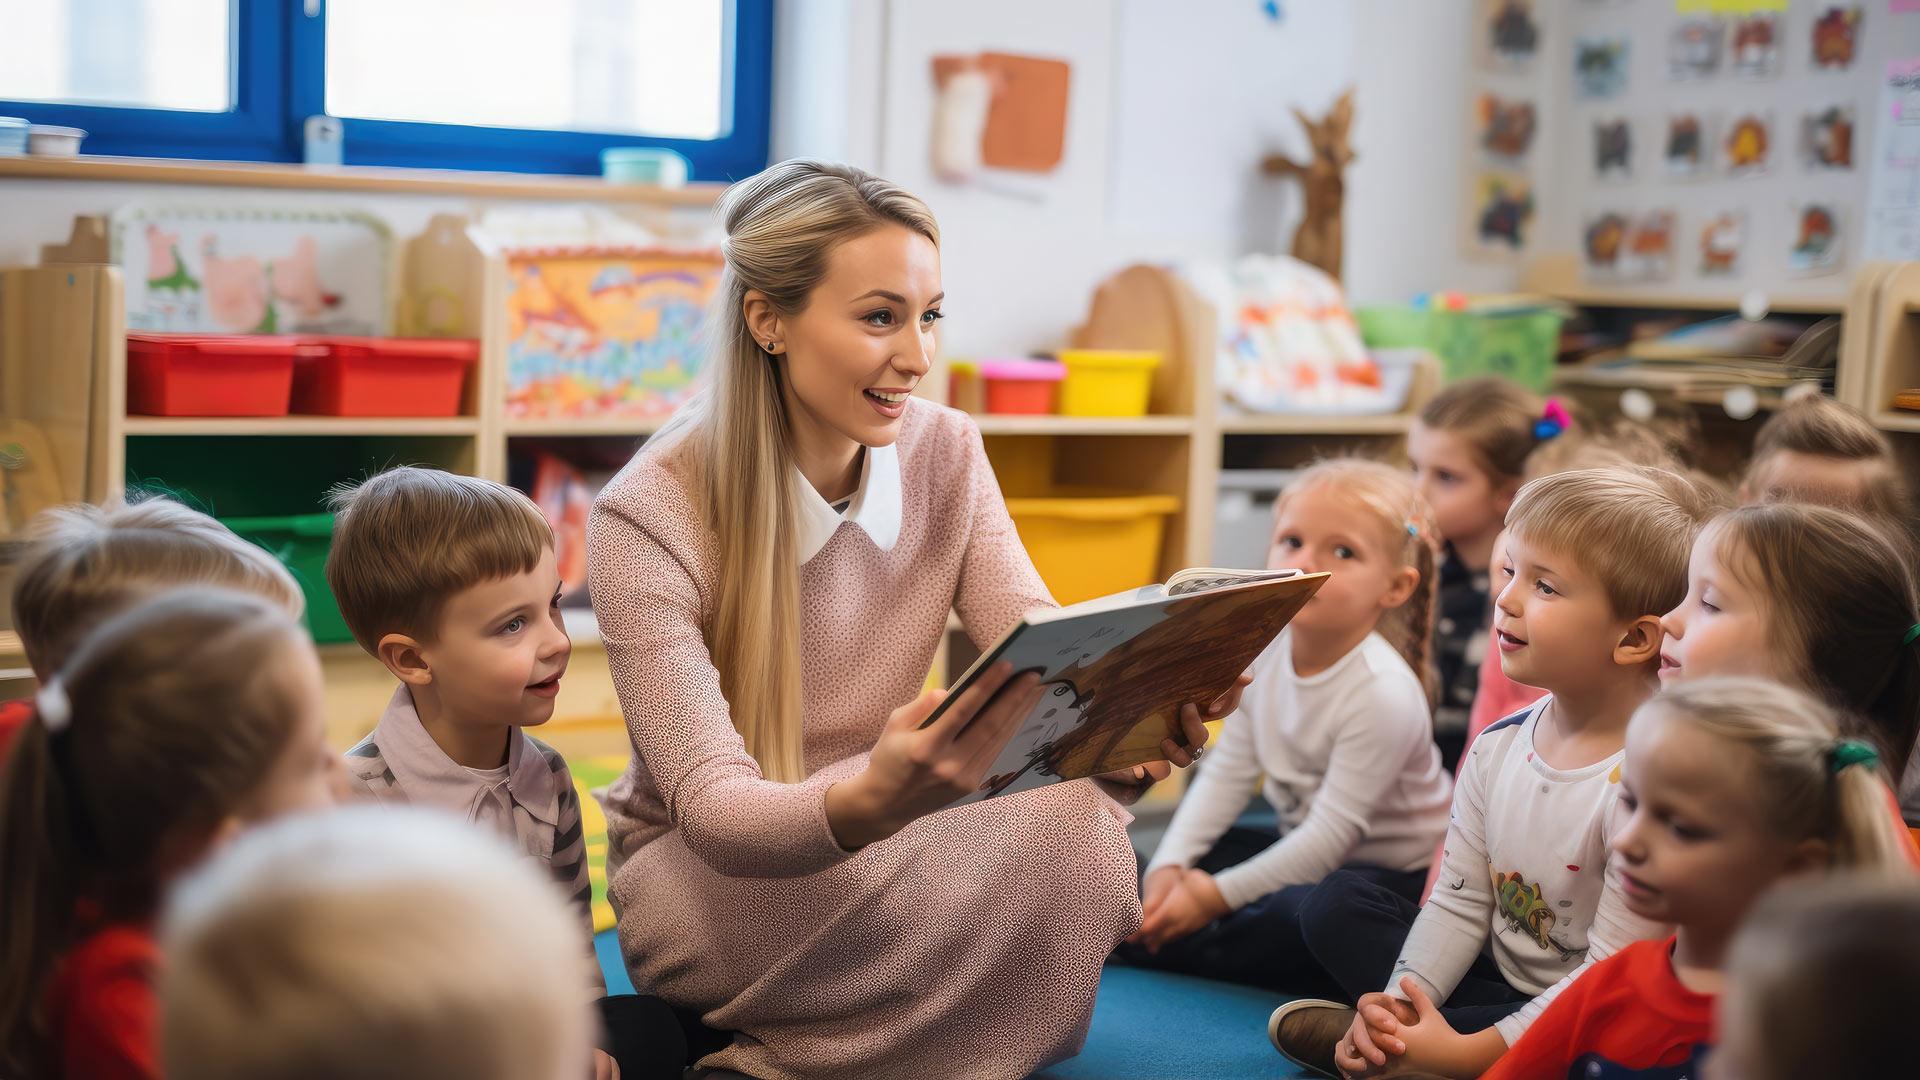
[588,159,1234,1079]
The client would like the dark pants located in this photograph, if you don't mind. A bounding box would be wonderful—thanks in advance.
[597,994,732,1079]
[1298,868,1529,1034]
[1114,827,1428,1000]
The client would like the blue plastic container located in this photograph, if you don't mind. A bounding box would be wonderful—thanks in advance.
[0,117,29,157]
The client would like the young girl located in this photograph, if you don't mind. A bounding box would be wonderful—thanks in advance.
[1716,875,1920,1080]
[1460,678,1919,1079]
[0,589,337,1079]
[1410,378,1556,768]
[1658,502,1920,821]
[1121,459,1453,994]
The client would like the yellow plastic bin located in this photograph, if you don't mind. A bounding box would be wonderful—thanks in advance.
[946,359,985,414]
[1004,489,1181,605]
[1057,349,1160,417]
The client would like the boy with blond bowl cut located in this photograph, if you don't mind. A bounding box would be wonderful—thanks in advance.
[1271,466,1726,1080]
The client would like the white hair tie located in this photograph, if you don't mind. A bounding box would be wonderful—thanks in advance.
[36,679,71,735]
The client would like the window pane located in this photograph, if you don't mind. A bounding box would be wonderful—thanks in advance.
[0,0,232,112]
[326,0,726,140]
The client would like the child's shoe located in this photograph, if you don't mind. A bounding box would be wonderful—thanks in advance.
[1268,998,1354,1079]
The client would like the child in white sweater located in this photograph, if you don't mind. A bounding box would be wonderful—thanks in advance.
[1118,459,1453,994]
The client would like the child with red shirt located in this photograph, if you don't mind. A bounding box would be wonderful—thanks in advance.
[1470,677,1917,1079]
[0,591,337,1079]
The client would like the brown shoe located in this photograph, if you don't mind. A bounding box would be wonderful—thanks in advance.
[1268,998,1356,1079]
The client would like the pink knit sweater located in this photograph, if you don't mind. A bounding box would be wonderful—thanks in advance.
[588,400,1140,1079]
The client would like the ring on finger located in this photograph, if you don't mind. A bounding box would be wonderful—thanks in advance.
[1189,745,1205,763]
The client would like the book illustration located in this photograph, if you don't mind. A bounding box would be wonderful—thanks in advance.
[505,249,724,420]
[950,572,1324,804]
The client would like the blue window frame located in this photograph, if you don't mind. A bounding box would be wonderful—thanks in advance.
[0,0,771,181]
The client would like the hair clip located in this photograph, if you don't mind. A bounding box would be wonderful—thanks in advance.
[1829,739,1879,774]
[36,678,71,736]
[1533,398,1571,442]
[1904,622,1920,647]
[1406,522,1420,538]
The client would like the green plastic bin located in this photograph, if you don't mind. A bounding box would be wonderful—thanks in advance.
[221,513,353,644]
[1356,305,1565,392]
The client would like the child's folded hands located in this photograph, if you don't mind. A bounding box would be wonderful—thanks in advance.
[1126,867,1229,952]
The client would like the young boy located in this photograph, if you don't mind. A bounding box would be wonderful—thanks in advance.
[1270,466,1725,1079]
[326,467,643,1078]
[161,806,598,1080]
[3,496,306,757]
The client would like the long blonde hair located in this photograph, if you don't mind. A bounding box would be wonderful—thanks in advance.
[1643,677,1918,869]
[651,160,938,783]
[1273,459,1437,701]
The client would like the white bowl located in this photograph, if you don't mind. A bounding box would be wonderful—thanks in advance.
[28,125,86,157]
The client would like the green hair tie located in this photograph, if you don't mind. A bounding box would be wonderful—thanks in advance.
[1830,739,1880,774]
[1905,622,1920,647]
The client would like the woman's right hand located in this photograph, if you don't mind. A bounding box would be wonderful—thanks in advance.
[826,662,1044,850]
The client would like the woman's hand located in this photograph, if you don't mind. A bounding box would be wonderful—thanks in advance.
[1091,673,1250,801]
[826,663,1044,850]
[1127,868,1229,952]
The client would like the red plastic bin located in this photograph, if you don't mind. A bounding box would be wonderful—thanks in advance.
[126,334,300,417]
[291,336,479,417]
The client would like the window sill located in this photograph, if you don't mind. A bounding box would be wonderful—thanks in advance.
[0,154,726,206]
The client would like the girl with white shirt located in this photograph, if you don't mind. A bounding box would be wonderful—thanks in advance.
[1121,459,1454,994]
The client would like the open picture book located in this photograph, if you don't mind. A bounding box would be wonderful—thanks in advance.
[926,567,1329,804]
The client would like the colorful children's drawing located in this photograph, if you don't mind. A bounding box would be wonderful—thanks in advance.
[1667,113,1712,177]
[1670,17,1724,80]
[1477,94,1538,160]
[112,205,388,335]
[1584,212,1630,273]
[1593,117,1632,180]
[1574,36,1630,99]
[1476,173,1536,250]
[1731,13,1781,78]
[1803,104,1855,169]
[1628,210,1677,281]
[504,248,724,420]
[1790,203,1844,275]
[1725,112,1772,176]
[1584,210,1674,282]
[1700,211,1747,276]
[1483,0,1541,68]
[1811,6,1861,70]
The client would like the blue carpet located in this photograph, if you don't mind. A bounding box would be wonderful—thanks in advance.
[594,932,1306,1079]
[1033,966,1305,1079]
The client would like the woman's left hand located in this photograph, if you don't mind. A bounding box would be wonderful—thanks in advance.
[1091,674,1251,800]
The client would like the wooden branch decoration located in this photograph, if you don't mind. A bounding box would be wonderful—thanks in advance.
[1261,89,1355,282]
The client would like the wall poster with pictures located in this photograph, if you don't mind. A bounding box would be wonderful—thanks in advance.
[1462,0,1547,262]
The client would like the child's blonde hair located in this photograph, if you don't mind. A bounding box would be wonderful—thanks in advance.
[1505,465,1727,622]
[161,805,595,1080]
[10,496,303,679]
[325,466,553,653]
[1417,376,1548,483]
[1274,458,1436,700]
[1724,875,1920,1080]
[1707,502,1920,784]
[1643,677,1917,868]
[0,590,313,1077]
[637,159,940,784]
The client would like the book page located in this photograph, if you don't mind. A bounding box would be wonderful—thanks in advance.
[1165,566,1303,596]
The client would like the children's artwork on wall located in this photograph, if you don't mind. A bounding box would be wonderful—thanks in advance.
[1866,58,1920,261]
[1669,17,1724,81]
[929,52,1072,182]
[1583,210,1675,282]
[1593,116,1633,180]
[1666,113,1713,177]
[503,247,724,420]
[1730,13,1781,78]
[1482,0,1541,70]
[1473,172,1537,252]
[1699,211,1747,276]
[111,205,390,335]
[1477,94,1538,161]
[1802,104,1856,170]
[1788,203,1844,275]
[1811,6,1862,70]
[1574,36,1631,99]
[1724,112,1773,176]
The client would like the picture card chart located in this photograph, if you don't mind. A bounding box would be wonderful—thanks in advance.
[1462,0,1551,262]
[1539,0,1920,300]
